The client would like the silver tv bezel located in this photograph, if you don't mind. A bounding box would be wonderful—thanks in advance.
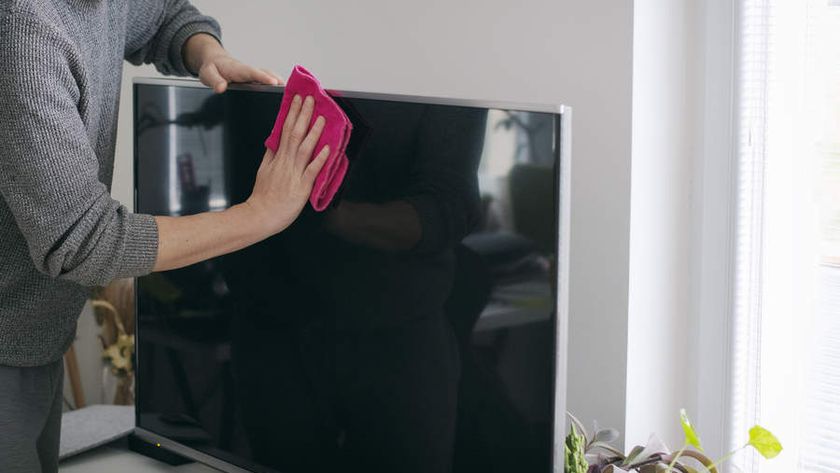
[132,77,572,473]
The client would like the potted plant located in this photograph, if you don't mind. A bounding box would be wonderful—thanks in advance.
[565,409,782,473]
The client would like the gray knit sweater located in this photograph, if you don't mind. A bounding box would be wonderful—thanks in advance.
[0,0,220,367]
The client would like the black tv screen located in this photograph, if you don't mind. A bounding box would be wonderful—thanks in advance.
[134,79,570,473]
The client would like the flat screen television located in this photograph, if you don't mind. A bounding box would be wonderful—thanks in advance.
[133,78,571,473]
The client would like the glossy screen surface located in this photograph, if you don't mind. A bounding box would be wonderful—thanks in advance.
[135,84,561,473]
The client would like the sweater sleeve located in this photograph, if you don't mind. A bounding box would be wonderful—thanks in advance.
[0,14,159,287]
[124,0,221,76]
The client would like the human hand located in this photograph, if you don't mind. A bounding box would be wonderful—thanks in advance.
[246,95,329,235]
[185,33,283,93]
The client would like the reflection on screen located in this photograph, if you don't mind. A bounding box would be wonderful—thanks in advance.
[135,85,559,473]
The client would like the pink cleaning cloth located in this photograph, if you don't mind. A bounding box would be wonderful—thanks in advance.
[264,65,353,211]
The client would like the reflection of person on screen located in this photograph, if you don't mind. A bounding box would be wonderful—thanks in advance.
[226,101,486,473]
[319,102,487,473]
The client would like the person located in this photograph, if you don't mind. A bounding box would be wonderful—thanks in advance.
[0,1,329,472]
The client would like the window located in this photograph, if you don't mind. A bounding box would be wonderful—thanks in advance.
[731,1,840,472]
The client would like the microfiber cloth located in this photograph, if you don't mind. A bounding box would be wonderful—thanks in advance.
[264,65,353,211]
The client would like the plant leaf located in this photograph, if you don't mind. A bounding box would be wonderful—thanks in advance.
[680,409,703,451]
[624,434,671,467]
[566,422,590,473]
[594,428,621,444]
[568,412,590,441]
[603,465,630,473]
[748,425,782,459]
[589,441,625,458]
[623,445,646,466]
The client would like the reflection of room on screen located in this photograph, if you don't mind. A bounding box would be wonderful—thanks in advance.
[134,83,563,473]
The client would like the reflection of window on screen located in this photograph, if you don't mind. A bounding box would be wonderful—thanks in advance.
[478,111,555,233]
[732,1,840,472]
[164,89,227,215]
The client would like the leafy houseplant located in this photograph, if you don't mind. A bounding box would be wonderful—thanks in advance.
[565,410,782,473]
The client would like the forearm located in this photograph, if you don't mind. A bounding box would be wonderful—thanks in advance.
[182,32,225,75]
[153,202,271,272]
[325,201,421,252]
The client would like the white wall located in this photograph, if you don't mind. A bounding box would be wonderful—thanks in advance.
[626,0,702,449]
[95,0,637,442]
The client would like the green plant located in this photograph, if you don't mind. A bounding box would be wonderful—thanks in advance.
[565,409,782,473]
[565,422,589,473]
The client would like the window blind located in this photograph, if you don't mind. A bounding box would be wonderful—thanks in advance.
[730,1,773,472]
[731,1,840,472]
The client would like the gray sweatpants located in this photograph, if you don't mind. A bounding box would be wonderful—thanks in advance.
[0,359,64,473]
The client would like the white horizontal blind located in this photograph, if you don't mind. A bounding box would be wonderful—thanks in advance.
[730,1,772,471]
[731,1,840,472]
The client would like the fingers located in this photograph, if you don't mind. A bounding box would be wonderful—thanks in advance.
[261,147,274,163]
[201,64,228,94]
[289,96,315,150]
[238,65,280,86]
[303,145,331,183]
[217,58,280,86]
[261,68,285,86]
[204,54,284,91]
[278,95,303,155]
[296,116,326,169]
